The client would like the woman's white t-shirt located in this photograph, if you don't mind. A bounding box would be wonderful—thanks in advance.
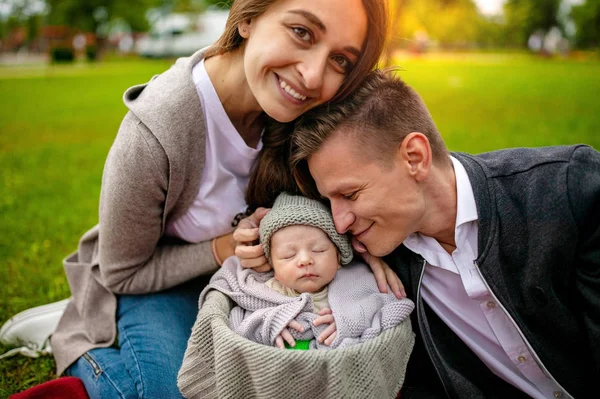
[166,59,262,243]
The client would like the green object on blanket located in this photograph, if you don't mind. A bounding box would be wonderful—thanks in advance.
[285,339,311,350]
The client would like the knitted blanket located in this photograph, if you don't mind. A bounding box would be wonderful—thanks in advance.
[178,257,416,398]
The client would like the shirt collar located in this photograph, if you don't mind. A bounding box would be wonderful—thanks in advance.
[451,155,478,228]
[403,156,478,259]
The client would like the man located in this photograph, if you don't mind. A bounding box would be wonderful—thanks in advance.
[290,70,600,398]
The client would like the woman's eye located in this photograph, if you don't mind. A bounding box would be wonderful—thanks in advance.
[331,55,350,71]
[292,27,312,42]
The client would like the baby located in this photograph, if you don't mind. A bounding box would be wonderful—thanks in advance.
[259,192,354,348]
[198,192,413,351]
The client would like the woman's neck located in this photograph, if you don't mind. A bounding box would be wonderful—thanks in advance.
[204,49,265,148]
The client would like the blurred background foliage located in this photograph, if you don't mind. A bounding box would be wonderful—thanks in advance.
[0,0,599,60]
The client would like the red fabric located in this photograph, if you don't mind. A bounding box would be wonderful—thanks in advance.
[10,377,89,399]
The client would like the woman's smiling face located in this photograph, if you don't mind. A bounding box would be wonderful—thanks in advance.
[239,0,368,122]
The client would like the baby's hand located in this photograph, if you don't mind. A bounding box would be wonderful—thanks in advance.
[313,307,337,346]
[354,237,406,299]
[275,320,304,349]
[233,207,271,272]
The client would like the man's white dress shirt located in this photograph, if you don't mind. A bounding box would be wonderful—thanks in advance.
[403,156,569,399]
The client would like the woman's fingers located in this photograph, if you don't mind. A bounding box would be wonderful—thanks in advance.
[351,236,367,253]
[232,227,260,243]
[252,207,270,222]
[235,243,264,258]
[235,242,270,270]
[233,208,270,248]
[361,251,406,298]
[363,252,389,294]
[385,263,406,298]
[239,256,269,270]
[233,209,271,271]
[237,207,270,231]
[252,264,272,273]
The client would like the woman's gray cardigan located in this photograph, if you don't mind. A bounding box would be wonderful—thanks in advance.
[51,48,218,375]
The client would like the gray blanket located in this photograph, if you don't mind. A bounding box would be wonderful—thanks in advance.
[199,257,415,349]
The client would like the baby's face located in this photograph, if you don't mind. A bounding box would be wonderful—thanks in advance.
[270,225,340,293]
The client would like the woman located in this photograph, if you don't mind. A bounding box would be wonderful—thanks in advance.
[43,0,391,398]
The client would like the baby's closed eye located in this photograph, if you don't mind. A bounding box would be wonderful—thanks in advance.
[279,252,296,260]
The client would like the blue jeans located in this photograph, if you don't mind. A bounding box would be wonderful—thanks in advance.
[65,276,210,399]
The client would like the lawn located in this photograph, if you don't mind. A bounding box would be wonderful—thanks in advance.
[0,52,599,397]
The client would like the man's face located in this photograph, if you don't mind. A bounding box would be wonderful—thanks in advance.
[271,225,340,293]
[308,132,426,256]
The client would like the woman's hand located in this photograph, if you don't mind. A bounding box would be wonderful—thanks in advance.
[313,307,337,346]
[353,237,406,299]
[275,320,304,349]
[233,207,271,272]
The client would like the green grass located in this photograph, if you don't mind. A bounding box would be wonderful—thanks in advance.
[0,52,599,397]
[0,57,173,398]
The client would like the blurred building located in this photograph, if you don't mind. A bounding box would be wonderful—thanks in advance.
[135,9,228,58]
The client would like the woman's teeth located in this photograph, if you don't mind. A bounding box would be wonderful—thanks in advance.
[279,79,307,101]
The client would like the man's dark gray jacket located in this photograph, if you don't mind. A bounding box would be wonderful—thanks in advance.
[388,145,600,399]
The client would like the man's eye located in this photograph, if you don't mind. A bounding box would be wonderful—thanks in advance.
[292,27,312,42]
[343,191,358,200]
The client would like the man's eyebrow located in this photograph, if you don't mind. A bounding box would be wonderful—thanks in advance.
[322,184,354,199]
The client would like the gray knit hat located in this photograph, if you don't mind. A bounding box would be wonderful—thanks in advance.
[260,192,353,265]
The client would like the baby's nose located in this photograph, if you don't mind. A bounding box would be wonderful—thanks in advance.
[298,252,314,267]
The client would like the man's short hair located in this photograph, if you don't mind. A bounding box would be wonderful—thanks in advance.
[291,69,449,198]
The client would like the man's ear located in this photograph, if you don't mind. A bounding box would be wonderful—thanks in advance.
[238,19,251,39]
[398,132,432,182]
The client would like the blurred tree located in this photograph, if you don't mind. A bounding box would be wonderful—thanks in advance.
[382,0,403,66]
[46,0,161,33]
[570,0,600,48]
[503,0,562,47]
[158,0,212,12]
[45,0,162,59]
[26,13,42,44]
[0,0,46,42]
[2,14,24,46]
[395,0,483,49]
[474,15,509,48]
[202,0,232,9]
